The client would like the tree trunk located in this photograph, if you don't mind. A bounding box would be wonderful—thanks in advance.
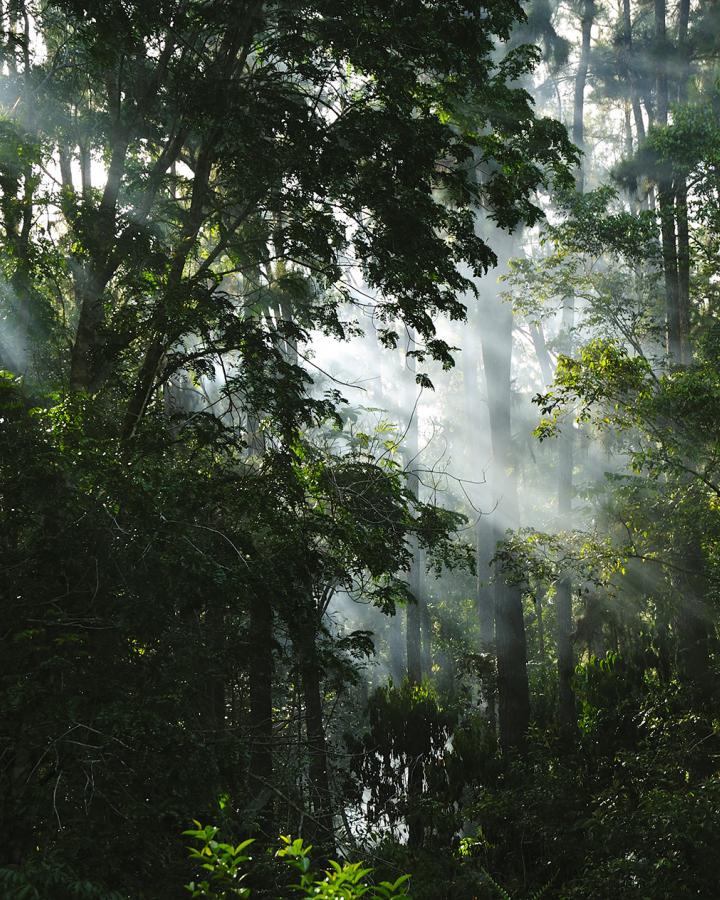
[675,545,711,693]
[573,0,594,191]
[622,0,646,146]
[476,517,496,656]
[556,573,575,734]
[658,187,681,361]
[676,0,691,360]
[478,237,530,752]
[556,300,577,737]
[247,589,274,835]
[421,590,432,676]
[529,322,553,390]
[405,333,424,687]
[476,516,497,730]
[299,630,335,851]
[653,0,682,362]
[676,182,690,359]
[406,535,423,686]
[246,414,275,835]
[403,332,425,847]
[535,586,546,659]
[655,0,669,127]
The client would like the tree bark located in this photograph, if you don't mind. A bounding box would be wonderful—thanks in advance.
[676,182,690,359]
[573,0,594,191]
[404,333,424,687]
[622,0,646,148]
[247,588,274,835]
[675,545,711,693]
[478,239,530,752]
[659,186,681,361]
[298,628,335,851]
[403,332,425,846]
[676,0,691,360]
[535,585,546,659]
[556,299,577,737]
[476,516,497,731]
[655,0,669,127]
[529,322,553,390]
[653,0,682,362]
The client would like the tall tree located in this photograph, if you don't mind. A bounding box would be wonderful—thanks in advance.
[573,0,595,193]
[676,0,692,360]
[404,334,424,688]
[654,0,682,360]
[478,230,530,752]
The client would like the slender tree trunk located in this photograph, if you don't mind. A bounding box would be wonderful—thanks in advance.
[573,0,594,192]
[677,0,690,106]
[79,142,92,200]
[529,322,553,390]
[405,334,424,687]
[676,0,691,360]
[403,331,425,846]
[654,0,682,361]
[421,592,432,676]
[406,535,423,686]
[555,574,575,735]
[535,586,546,659]
[622,0,646,146]
[479,238,530,752]
[387,612,406,684]
[675,545,711,693]
[370,324,406,683]
[655,0,669,127]
[295,624,334,851]
[556,296,577,737]
[558,23,597,734]
[245,411,275,834]
[463,306,498,728]
[659,188,681,360]
[248,588,274,834]
[676,183,690,359]
[476,516,497,730]
[476,517,496,656]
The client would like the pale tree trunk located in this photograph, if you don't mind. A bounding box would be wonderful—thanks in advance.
[478,232,530,752]
[654,0,682,362]
[622,0,646,146]
[554,0,596,737]
[404,333,424,687]
[529,322,553,390]
[529,325,551,671]
[370,323,407,682]
[403,331,425,847]
[676,0,691,361]
[556,299,577,738]
[462,307,498,729]
[572,0,594,192]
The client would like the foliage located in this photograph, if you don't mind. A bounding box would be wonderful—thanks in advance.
[183,826,412,900]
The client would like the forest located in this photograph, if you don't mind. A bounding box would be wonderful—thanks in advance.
[1,0,719,897]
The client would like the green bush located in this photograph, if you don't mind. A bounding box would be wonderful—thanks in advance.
[183,824,412,900]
